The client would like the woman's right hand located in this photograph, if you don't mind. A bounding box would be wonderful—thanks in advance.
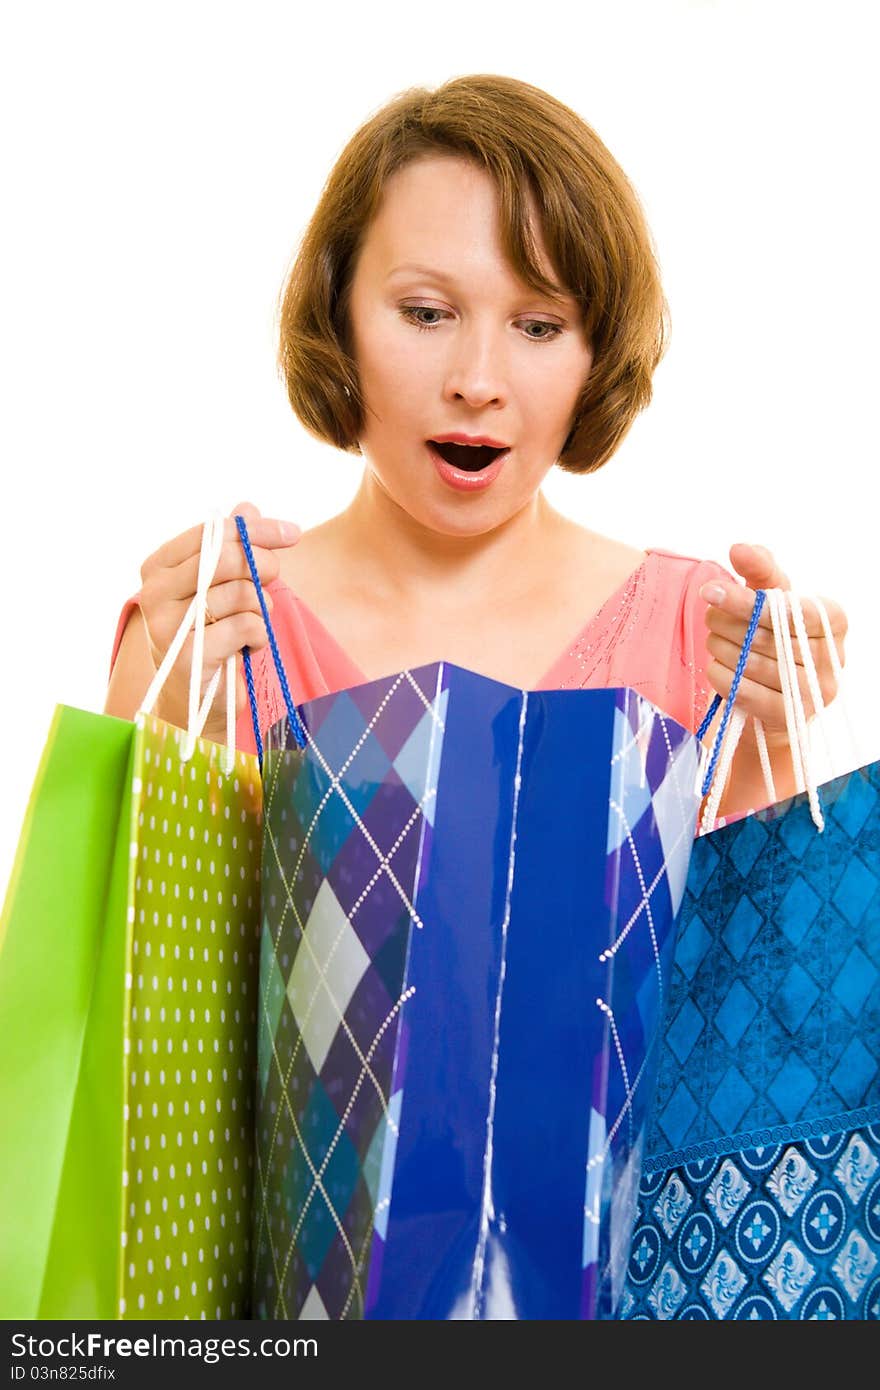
[136,501,301,741]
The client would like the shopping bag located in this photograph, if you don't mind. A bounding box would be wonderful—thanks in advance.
[0,516,263,1320]
[620,590,879,1320]
[234,516,718,1321]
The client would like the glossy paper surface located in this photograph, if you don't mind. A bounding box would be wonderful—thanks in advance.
[621,759,880,1320]
[0,706,132,1319]
[0,708,263,1320]
[253,663,701,1319]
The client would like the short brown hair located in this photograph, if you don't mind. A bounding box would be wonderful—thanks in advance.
[277,73,669,475]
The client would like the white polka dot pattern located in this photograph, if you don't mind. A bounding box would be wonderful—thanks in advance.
[120,715,262,1319]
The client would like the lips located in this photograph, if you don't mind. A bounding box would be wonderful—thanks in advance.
[427,441,509,493]
[428,440,508,472]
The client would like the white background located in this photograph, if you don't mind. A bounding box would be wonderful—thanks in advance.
[1,0,877,901]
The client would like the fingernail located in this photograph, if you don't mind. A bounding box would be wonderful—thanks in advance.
[279,522,301,542]
[700,583,727,605]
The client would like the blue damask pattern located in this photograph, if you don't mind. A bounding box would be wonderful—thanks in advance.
[648,764,880,1155]
[621,761,880,1319]
[620,1125,880,1318]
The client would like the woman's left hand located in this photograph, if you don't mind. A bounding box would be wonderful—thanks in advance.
[698,542,849,747]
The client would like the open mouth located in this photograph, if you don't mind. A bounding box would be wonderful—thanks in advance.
[428,441,508,472]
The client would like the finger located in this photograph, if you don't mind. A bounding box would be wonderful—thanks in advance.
[699,580,776,632]
[704,591,848,663]
[141,512,300,580]
[138,546,283,656]
[148,542,286,603]
[143,600,274,672]
[706,631,786,694]
[188,612,274,666]
[204,579,275,623]
[699,580,826,634]
[707,613,842,680]
[706,658,820,727]
[705,612,782,661]
[728,542,792,591]
[228,502,302,553]
[229,500,262,524]
[706,659,785,727]
[706,600,843,651]
[706,642,824,720]
[807,595,849,654]
[196,541,286,591]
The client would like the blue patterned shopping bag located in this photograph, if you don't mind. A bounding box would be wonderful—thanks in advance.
[233,517,710,1320]
[620,597,879,1320]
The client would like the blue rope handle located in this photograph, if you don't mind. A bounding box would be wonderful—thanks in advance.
[696,587,766,797]
[234,513,308,767]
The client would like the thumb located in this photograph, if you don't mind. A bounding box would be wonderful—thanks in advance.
[729,541,791,591]
[229,500,262,524]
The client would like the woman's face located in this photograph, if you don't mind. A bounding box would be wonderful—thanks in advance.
[346,153,593,536]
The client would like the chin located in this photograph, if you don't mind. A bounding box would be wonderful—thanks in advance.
[373,467,527,537]
[413,499,515,539]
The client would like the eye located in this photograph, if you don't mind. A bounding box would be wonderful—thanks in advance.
[520,320,564,343]
[398,305,564,343]
[400,305,447,331]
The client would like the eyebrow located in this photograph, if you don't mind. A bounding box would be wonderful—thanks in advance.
[385,263,571,304]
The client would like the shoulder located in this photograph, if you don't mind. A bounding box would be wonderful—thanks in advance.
[640,548,738,653]
[553,518,647,584]
[269,519,348,607]
[550,525,738,610]
[637,550,737,732]
[644,546,737,597]
[646,545,735,577]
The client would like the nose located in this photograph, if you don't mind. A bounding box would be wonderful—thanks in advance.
[441,320,508,409]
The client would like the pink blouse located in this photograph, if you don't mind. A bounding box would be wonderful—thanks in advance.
[110,546,734,756]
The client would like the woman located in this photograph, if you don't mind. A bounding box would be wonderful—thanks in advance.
[104,73,847,824]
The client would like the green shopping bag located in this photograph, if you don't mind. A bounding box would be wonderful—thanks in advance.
[0,516,263,1319]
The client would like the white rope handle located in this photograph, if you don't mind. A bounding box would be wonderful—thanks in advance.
[138,513,236,775]
[699,583,775,830]
[767,589,808,794]
[700,583,851,835]
[767,588,824,830]
[697,578,845,834]
[184,513,236,766]
[787,593,835,773]
[780,589,859,825]
[699,706,747,835]
[813,595,861,771]
[752,718,776,805]
[777,588,857,774]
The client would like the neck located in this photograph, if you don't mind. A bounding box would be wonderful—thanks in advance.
[336,466,563,609]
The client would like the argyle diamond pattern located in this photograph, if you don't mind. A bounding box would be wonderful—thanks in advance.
[252,666,701,1320]
[585,691,700,1315]
[251,666,446,1319]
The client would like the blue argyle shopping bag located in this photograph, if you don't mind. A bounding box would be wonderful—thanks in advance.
[620,592,879,1321]
[233,518,707,1321]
